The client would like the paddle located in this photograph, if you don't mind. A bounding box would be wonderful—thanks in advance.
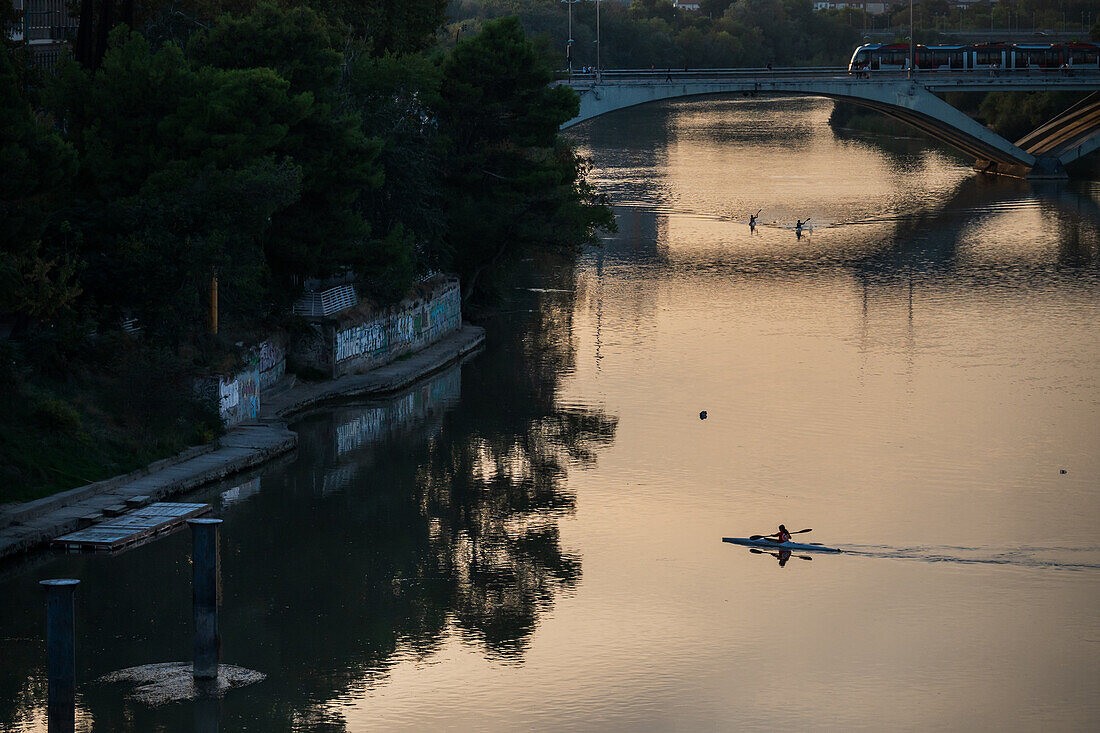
[748,528,812,541]
[749,548,813,562]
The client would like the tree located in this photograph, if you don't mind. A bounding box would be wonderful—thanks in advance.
[631,0,678,24]
[309,0,448,54]
[0,45,80,332]
[343,51,444,292]
[45,29,309,337]
[188,3,386,285]
[436,16,613,300]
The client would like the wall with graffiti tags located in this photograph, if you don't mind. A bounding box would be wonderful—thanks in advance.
[219,366,260,426]
[255,338,286,390]
[330,277,462,378]
[198,361,261,428]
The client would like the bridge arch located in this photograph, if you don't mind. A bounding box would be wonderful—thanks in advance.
[561,72,1100,179]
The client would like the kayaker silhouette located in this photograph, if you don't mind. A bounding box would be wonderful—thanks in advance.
[768,524,792,543]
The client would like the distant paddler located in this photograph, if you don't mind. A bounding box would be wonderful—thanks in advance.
[795,218,811,239]
[749,209,762,231]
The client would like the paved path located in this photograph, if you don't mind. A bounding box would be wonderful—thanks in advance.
[0,324,485,561]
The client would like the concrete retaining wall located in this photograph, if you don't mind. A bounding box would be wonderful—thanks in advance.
[333,279,461,377]
[207,367,260,427]
[291,277,463,380]
[256,338,286,390]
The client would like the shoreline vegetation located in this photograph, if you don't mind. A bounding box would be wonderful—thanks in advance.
[1,1,613,503]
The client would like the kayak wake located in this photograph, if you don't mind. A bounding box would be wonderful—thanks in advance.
[841,544,1100,571]
[722,539,1100,570]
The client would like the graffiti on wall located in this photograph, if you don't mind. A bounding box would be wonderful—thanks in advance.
[333,280,462,367]
[257,340,286,389]
[219,378,239,411]
[217,367,260,426]
[335,320,387,362]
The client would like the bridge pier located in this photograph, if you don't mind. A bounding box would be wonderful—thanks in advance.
[974,156,1067,180]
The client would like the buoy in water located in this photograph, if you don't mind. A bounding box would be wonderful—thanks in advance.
[699,411,707,420]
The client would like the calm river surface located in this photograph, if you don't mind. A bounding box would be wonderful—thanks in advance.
[2,97,1099,731]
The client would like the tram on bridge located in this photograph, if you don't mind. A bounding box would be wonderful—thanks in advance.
[849,41,1100,73]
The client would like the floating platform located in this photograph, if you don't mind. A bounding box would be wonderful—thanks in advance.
[52,502,211,553]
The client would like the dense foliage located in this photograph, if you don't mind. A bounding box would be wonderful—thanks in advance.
[448,0,861,69]
[446,1,1098,71]
[0,2,613,499]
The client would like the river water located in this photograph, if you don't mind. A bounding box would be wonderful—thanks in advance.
[2,97,1098,731]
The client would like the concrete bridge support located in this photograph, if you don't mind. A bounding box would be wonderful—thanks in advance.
[1016,92,1100,168]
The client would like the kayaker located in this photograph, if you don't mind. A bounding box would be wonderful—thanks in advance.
[772,525,792,543]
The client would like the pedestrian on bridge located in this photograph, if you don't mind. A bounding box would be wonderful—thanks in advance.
[666,67,672,82]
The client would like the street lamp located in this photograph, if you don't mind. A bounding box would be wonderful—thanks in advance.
[562,0,579,74]
[909,0,915,75]
[596,0,601,73]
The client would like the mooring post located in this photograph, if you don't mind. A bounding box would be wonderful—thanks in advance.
[194,691,220,733]
[40,578,79,733]
[188,518,222,680]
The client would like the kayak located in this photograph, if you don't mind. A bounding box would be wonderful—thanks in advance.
[722,537,842,553]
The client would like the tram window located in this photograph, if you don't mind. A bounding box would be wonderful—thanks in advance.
[1068,49,1098,66]
[976,49,1002,65]
[1025,50,1059,68]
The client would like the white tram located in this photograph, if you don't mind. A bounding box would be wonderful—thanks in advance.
[848,41,1100,72]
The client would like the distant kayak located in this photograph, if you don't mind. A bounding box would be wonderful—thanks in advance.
[723,537,842,553]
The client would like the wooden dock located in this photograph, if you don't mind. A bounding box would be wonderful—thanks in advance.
[52,502,211,553]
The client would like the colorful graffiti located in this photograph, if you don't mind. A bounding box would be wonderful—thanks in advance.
[332,280,462,373]
[216,367,260,426]
[335,321,387,362]
[257,340,286,389]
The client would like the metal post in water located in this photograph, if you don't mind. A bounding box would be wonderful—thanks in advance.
[189,518,222,680]
[40,579,79,733]
[194,692,220,733]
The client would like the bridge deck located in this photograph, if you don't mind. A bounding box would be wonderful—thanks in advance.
[561,67,1100,94]
[561,68,1100,177]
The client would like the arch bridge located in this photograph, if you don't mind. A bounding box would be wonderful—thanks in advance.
[560,69,1100,179]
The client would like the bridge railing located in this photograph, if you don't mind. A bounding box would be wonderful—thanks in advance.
[559,66,1100,86]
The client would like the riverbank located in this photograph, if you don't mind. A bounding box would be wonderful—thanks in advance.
[0,324,485,562]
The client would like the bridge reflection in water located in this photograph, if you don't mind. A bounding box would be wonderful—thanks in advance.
[562,68,1100,179]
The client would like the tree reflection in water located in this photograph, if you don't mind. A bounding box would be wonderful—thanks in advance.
[419,253,616,657]
[223,268,617,730]
[0,255,616,733]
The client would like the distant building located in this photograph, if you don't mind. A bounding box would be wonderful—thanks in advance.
[673,1,701,10]
[7,0,78,67]
[813,1,889,15]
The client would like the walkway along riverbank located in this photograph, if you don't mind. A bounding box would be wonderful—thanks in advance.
[0,324,485,562]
